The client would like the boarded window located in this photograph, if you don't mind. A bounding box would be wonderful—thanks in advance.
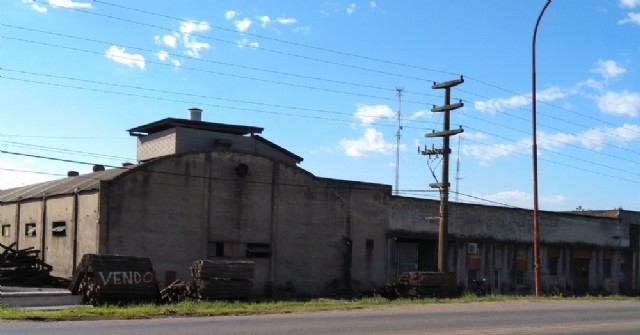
[246,243,270,258]
[1,224,10,237]
[52,221,66,237]
[25,223,37,237]
[207,242,225,257]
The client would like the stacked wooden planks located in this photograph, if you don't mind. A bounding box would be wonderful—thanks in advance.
[384,272,458,298]
[190,259,254,300]
[160,279,194,303]
[69,254,160,305]
[0,242,53,286]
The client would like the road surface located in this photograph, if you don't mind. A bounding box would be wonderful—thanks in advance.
[1,300,639,334]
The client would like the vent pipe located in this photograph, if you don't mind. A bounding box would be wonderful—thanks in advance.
[188,107,202,121]
[67,171,79,177]
[92,165,105,172]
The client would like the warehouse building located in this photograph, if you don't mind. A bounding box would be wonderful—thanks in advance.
[1,108,639,296]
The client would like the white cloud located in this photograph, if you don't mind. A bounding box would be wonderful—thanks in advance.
[257,16,271,28]
[22,0,47,13]
[591,60,626,80]
[339,128,399,157]
[49,0,91,8]
[597,90,640,116]
[408,109,432,120]
[354,104,394,125]
[619,12,640,25]
[346,3,356,15]
[276,17,298,25]
[154,34,178,48]
[474,87,566,113]
[463,123,640,164]
[156,50,182,67]
[236,38,259,49]
[180,20,210,34]
[235,18,252,32]
[183,35,210,58]
[105,46,145,70]
[370,2,377,8]
[225,10,238,20]
[620,0,640,8]
[578,124,640,149]
[577,78,604,92]
[293,26,311,35]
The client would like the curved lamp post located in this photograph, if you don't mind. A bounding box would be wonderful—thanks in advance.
[532,0,552,298]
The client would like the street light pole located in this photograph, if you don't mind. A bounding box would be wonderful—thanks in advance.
[532,0,551,298]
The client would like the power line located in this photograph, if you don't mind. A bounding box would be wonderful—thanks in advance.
[4,71,639,182]
[0,23,441,101]
[50,0,634,141]
[27,0,441,85]
[0,74,443,131]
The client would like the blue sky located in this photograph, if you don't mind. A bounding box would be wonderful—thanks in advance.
[1,0,640,211]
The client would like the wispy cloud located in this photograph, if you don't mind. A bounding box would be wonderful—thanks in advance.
[180,20,210,34]
[619,12,640,25]
[591,59,626,80]
[276,17,298,25]
[597,90,640,117]
[474,87,566,113]
[346,3,356,15]
[49,0,91,9]
[22,0,47,13]
[620,0,640,8]
[462,124,640,163]
[339,128,399,157]
[156,50,182,67]
[236,38,259,49]
[105,46,145,70]
[354,104,394,125]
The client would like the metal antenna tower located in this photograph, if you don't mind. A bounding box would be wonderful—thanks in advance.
[394,87,404,196]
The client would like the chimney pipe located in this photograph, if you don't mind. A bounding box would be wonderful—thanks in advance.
[93,164,105,172]
[188,107,202,121]
[67,171,79,177]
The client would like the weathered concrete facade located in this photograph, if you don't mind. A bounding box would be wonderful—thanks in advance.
[1,114,638,296]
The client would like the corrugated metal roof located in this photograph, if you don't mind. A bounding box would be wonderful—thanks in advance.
[0,168,128,203]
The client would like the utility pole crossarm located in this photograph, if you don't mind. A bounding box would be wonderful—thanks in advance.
[425,128,464,138]
[431,102,464,113]
[432,76,464,89]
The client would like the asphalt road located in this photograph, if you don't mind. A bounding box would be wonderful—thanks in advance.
[1,300,640,335]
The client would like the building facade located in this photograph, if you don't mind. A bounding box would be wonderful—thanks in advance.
[1,111,639,296]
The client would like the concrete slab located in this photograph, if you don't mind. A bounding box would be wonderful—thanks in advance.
[0,286,84,308]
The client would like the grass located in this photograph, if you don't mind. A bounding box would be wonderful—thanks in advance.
[0,294,637,321]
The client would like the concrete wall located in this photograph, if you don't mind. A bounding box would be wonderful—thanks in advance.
[43,196,75,278]
[76,192,100,270]
[103,150,392,296]
[104,153,206,289]
[0,203,17,247]
[136,128,177,162]
[17,200,42,252]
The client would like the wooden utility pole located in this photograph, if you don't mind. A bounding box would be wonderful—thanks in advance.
[420,76,464,273]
